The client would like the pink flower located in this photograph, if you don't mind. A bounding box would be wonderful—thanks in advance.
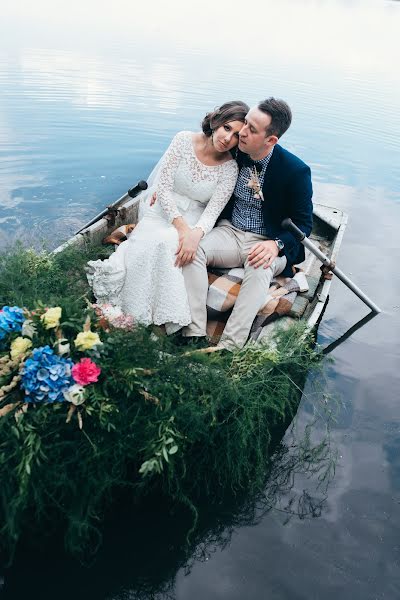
[71,358,101,386]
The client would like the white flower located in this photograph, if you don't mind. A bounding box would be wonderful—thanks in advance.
[54,338,70,356]
[21,319,37,339]
[63,384,86,406]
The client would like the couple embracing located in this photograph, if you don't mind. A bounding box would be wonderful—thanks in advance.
[87,97,313,351]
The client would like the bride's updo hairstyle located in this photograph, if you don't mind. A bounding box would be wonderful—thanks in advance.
[201,100,249,137]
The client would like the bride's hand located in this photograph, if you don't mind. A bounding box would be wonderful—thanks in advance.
[175,226,203,267]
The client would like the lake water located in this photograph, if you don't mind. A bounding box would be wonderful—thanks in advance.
[1,0,400,598]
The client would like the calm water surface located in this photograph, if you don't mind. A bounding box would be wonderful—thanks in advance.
[1,0,400,598]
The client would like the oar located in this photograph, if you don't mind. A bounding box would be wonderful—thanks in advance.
[281,218,381,314]
[75,180,148,235]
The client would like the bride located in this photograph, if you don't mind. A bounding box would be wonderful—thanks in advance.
[86,100,249,332]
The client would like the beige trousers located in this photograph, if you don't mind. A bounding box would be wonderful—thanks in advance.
[182,220,287,350]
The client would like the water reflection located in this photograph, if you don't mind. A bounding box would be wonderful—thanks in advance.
[1,401,338,600]
[322,310,379,355]
[1,0,400,250]
[18,50,184,113]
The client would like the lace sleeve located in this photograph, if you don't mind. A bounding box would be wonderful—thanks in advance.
[195,160,238,235]
[157,131,186,222]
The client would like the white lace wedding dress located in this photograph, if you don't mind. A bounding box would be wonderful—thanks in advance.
[86,131,238,331]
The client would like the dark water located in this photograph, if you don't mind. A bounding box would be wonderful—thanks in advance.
[1,0,400,598]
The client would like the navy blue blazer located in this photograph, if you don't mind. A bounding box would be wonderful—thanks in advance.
[221,144,313,277]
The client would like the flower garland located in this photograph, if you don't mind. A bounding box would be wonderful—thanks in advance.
[0,305,102,416]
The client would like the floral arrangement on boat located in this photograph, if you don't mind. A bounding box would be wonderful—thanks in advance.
[0,304,103,425]
[0,244,323,565]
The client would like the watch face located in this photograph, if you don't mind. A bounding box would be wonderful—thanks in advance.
[276,239,284,250]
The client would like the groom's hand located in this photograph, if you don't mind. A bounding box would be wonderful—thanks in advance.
[248,240,279,269]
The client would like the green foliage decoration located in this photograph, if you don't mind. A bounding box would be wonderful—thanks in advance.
[0,244,322,564]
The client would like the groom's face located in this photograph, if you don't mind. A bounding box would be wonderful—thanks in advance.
[238,107,275,158]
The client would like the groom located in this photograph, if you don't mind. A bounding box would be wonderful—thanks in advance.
[182,97,313,350]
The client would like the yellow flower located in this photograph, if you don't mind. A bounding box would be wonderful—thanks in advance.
[10,337,32,361]
[74,330,102,351]
[41,307,62,329]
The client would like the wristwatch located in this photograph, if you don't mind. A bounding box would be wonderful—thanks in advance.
[274,238,285,256]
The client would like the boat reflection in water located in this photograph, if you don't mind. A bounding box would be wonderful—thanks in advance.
[2,397,338,600]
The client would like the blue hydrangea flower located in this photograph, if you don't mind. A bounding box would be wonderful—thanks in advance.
[21,345,74,403]
[0,306,25,340]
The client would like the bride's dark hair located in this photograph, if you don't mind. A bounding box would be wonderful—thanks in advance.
[202,101,249,137]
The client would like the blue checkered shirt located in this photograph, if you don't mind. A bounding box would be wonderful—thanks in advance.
[231,148,274,236]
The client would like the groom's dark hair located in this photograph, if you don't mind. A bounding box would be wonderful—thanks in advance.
[258,98,292,138]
